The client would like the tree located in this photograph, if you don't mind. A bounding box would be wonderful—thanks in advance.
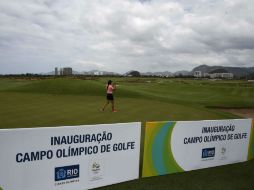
[129,70,141,77]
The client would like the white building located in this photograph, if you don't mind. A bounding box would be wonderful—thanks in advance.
[94,71,103,75]
[194,71,202,78]
[210,72,233,79]
[209,69,233,79]
[193,69,234,79]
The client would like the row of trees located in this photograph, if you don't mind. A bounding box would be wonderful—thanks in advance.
[1,71,254,79]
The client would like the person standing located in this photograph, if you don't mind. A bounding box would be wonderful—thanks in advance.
[101,80,117,112]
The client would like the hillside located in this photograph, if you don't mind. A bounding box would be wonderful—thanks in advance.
[192,65,254,78]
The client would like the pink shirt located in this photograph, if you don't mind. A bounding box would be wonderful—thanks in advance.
[107,84,114,94]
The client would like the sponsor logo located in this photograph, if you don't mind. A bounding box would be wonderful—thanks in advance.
[219,146,227,160]
[55,165,79,182]
[202,147,215,159]
[221,147,226,155]
[89,160,104,181]
[92,162,101,173]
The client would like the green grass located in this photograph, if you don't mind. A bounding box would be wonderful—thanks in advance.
[0,92,236,129]
[0,77,253,190]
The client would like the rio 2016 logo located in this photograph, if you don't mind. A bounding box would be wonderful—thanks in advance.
[92,162,100,172]
[55,164,79,182]
[202,147,215,159]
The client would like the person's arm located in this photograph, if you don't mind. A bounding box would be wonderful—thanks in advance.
[113,83,116,91]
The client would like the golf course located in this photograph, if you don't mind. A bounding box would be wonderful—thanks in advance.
[0,77,253,190]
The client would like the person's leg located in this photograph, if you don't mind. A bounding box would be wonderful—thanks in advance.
[111,100,116,112]
[101,100,109,111]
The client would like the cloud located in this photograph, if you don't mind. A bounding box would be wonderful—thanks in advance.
[0,0,253,74]
[73,60,105,71]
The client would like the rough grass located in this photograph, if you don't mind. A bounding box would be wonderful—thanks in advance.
[0,77,253,190]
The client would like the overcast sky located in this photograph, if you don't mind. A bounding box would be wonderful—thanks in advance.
[0,0,253,74]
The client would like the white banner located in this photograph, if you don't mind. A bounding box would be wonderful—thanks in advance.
[0,122,141,190]
[142,119,252,177]
[172,119,252,171]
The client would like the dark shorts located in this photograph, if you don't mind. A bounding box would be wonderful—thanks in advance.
[107,93,114,100]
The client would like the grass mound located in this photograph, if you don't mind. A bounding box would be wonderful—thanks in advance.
[4,78,144,98]
[7,78,105,95]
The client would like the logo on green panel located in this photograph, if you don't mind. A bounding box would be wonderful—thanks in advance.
[142,121,184,177]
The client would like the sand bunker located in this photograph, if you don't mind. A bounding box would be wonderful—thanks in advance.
[220,108,254,118]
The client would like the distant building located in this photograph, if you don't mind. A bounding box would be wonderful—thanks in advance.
[193,69,233,79]
[63,67,72,75]
[209,72,233,79]
[194,71,202,78]
[209,69,233,79]
[204,73,210,78]
[59,67,72,76]
[94,71,103,75]
[55,67,58,76]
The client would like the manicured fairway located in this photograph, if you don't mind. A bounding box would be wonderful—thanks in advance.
[0,77,253,190]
